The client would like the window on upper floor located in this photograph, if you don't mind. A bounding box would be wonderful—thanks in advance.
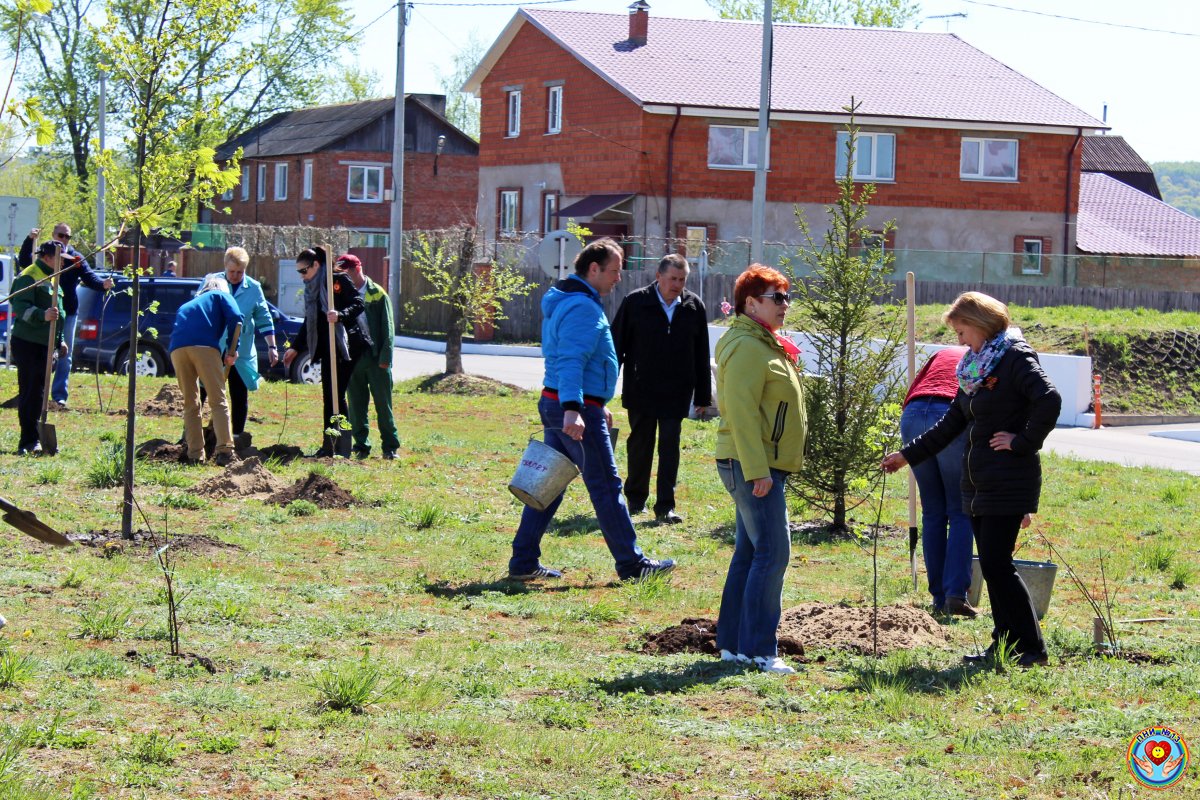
[303,160,313,200]
[836,131,895,182]
[506,90,521,137]
[961,137,1018,181]
[708,125,766,169]
[546,86,562,134]
[499,189,521,237]
[256,164,267,201]
[240,166,250,201]
[347,165,384,203]
[274,163,288,201]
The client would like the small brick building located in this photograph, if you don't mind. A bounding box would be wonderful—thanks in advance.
[203,95,478,240]
[465,5,1108,266]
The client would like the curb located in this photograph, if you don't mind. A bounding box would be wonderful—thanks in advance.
[394,336,541,358]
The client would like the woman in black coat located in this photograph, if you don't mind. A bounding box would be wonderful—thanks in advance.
[883,291,1060,667]
[282,246,368,456]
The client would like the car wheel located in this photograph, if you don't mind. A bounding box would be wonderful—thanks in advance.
[118,345,169,378]
[291,352,321,384]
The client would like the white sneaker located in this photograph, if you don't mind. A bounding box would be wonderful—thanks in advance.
[720,649,749,663]
[754,656,796,675]
[0,612,6,630]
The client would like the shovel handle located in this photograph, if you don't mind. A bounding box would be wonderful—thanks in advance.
[40,272,62,424]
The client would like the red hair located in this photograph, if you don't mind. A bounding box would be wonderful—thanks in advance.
[733,264,789,315]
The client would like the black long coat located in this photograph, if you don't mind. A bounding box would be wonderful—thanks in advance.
[901,340,1061,516]
[611,283,712,419]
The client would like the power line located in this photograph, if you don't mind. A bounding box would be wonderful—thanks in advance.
[961,0,1200,37]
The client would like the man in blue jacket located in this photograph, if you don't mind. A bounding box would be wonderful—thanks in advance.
[18,223,114,408]
[509,238,676,583]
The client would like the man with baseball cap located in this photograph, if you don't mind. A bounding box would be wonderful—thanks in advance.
[10,240,68,454]
[336,253,399,460]
[18,223,114,408]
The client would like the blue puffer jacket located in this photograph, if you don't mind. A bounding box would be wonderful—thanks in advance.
[541,275,618,409]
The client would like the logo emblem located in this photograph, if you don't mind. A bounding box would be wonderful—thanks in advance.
[1128,725,1189,789]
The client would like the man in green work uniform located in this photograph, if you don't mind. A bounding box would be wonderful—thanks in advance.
[336,253,400,460]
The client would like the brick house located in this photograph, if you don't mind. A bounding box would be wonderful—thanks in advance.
[464,5,1107,268]
[203,95,479,242]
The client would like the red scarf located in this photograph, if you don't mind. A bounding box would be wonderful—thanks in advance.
[747,314,801,365]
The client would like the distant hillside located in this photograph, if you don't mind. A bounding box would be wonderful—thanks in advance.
[1153,161,1200,219]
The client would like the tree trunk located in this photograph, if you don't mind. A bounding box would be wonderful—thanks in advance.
[445,312,465,375]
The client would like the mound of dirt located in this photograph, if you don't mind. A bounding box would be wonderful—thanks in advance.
[414,372,525,396]
[136,438,188,462]
[776,602,948,655]
[642,617,805,657]
[139,384,186,416]
[192,457,284,498]
[69,528,241,556]
[267,472,356,508]
[245,444,305,465]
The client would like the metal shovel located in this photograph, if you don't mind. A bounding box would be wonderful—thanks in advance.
[37,271,61,455]
[0,496,71,547]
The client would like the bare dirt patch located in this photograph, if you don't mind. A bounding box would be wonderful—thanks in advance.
[138,384,186,416]
[243,443,305,465]
[414,372,525,396]
[644,603,947,658]
[267,472,356,508]
[135,438,188,462]
[191,457,284,499]
[68,528,241,556]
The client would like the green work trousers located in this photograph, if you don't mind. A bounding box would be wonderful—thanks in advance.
[346,357,400,452]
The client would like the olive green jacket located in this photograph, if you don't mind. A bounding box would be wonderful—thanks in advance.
[10,259,66,348]
[714,315,807,479]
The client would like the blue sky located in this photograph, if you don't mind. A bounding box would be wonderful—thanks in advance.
[345,0,1200,163]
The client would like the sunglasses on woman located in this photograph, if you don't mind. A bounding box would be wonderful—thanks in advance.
[296,264,314,275]
[756,292,792,306]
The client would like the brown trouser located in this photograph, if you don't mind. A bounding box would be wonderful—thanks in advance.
[171,346,234,461]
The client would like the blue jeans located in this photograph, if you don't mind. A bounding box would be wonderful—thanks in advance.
[510,397,645,576]
[51,313,77,403]
[715,459,790,659]
[901,398,973,608]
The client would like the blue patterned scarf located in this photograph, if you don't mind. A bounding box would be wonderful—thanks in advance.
[956,330,1013,395]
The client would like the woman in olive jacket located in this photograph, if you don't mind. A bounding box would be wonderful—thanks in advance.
[883,292,1060,667]
[713,265,807,674]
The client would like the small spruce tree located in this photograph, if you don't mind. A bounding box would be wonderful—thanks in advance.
[787,98,905,532]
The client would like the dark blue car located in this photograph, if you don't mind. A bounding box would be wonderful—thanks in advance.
[73,275,315,383]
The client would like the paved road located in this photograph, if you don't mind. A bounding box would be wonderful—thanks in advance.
[394,347,1200,476]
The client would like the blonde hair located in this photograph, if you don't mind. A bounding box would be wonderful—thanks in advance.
[943,291,1010,338]
[224,246,250,270]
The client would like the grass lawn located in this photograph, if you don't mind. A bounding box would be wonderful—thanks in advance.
[1,369,1198,799]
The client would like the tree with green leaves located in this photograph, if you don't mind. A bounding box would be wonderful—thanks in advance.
[786,99,905,532]
[437,33,483,141]
[409,227,533,375]
[0,0,54,169]
[94,0,242,537]
[707,0,920,27]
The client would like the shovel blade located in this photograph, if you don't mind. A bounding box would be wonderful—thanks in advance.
[38,421,57,456]
[336,430,353,458]
[3,511,71,547]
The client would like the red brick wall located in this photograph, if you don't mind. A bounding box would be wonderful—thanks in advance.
[222,150,478,231]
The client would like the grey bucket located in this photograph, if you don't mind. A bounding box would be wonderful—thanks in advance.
[967,558,1058,620]
[508,430,582,512]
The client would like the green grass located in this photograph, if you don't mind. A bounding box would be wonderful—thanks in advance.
[1,372,1198,798]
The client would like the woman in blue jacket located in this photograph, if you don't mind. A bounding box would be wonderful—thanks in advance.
[215,246,277,445]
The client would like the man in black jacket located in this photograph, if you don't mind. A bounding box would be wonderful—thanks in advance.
[612,253,712,523]
[18,223,113,408]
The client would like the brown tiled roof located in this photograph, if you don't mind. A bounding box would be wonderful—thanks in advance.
[1077,173,1200,257]
[496,10,1103,128]
[1081,136,1153,174]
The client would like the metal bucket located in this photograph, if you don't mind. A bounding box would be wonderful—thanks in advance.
[508,430,582,511]
[968,557,1059,620]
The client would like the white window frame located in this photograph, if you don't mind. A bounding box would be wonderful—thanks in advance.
[347,165,384,203]
[707,125,767,170]
[256,164,267,201]
[274,163,288,201]
[499,190,520,236]
[960,137,1019,182]
[240,166,249,201]
[546,86,562,135]
[835,131,895,182]
[542,192,558,234]
[506,90,521,137]
[303,160,313,200]
[1021,239,1043,275]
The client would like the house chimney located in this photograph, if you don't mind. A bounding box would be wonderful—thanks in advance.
[628,1,649,47]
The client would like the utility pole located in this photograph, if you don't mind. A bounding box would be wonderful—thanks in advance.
[96,70,106,269]
[750,0,773,264]
[388,3,410,310]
